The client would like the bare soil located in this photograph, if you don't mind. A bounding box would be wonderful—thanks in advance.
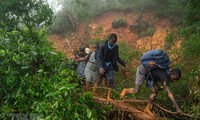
[48,11,173,57]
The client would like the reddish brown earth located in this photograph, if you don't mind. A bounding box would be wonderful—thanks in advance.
[48,11,174,57]
[48,11,185,119]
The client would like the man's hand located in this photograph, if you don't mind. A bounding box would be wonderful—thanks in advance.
[99,67,105,75]
[122,66,131,79]
[149,61,156,67]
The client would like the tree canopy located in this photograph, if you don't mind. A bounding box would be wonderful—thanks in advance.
[0,0,53,31]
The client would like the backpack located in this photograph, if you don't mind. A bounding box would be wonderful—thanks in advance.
[140,49,170,70]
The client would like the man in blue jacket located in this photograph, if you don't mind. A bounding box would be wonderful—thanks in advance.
[93,33,126,100]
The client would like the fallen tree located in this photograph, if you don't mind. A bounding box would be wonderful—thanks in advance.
[93,96,199,120]
[93,97,161,120]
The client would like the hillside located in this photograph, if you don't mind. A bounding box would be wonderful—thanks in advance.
[48,11,174,57]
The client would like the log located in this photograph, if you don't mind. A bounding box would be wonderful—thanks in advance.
[93,96,164,120]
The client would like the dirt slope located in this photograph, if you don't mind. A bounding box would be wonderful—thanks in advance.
[48,11,172,57]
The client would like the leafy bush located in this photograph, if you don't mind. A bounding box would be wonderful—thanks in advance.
[112,18,128,28]
[0,0,53,32]
[171,0,200,118]
[0,29,106,119]
[180,21,200,58]
[118,42,140,63]
[50,11,76,34]
[0,0,109,119]
[130,21,155,37]
[184,66,200,117]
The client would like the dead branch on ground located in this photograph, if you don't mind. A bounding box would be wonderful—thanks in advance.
[152,103,200,119]
[93,96,159,120]
[93,97,199,119]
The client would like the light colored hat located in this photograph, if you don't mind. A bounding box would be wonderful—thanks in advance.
[85,48,91,54]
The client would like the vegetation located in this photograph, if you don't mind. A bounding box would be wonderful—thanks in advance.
[178,0,200,118]
[0,0,106,119]
[50,0,186,34]
[0,0,200,119]
[112,18,128,28]
[130,21,155,37]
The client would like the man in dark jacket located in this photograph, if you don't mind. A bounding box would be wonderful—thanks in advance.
[93,33,126,100]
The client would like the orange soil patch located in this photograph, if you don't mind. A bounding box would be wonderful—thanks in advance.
[48,11,173,57]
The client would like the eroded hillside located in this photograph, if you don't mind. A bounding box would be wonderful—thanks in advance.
[49,11,177,57]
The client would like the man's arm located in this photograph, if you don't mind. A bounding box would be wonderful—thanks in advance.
[97,44,104,68]
[76,51,91,61]
[164,86,182,113]
[97,44,106,74]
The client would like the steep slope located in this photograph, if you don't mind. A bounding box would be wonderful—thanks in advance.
[48,11,173,57]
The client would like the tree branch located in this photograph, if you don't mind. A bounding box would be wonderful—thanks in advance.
[93,96,158,120]
[152,103,200,119]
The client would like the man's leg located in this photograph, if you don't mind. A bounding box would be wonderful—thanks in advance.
[106,69,114,100]
[144,83,160,116]
[102,76,107,86]
[84,69,93,91]
[92,83,97,96]
[120,84,142,99]
[93,74,103,96]
[107,88,112,100]
[85,81,90,91]
[120,64,147,98]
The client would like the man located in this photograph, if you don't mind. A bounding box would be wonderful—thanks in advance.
[120,49,182,115]
[77,43,106,91]
[76,46,87,79]
[79,43,99,91]
[93,33,126,100]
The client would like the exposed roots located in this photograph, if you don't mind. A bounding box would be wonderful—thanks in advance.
[93,96,199,120]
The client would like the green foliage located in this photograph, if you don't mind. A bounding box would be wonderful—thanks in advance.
[130,21,155,37]
[185,66,200,117]
[172,65,200,119]
[72,0,105,21]
[171,0,200,118]
[1,0,200,119]
[0,28,105,120]
[178,0,200,61]
[118,42,140,63]
[180,19,200,58]
[145,0,185,19]
[0,0,53,31]
[164,32,174,49]
[112,18,128,28]
[140,24,155,37]
[50,11,76,34]
[184,0,200,26]
[0,0,105,119]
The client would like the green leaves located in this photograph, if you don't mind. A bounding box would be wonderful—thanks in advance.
[45,92,56,98]
[0,0,105,119]
[87,108,92,119]
[0,50,5,56]
[0,0,53,31]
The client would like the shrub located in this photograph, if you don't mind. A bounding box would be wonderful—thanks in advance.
[112,18,128,28]
[130,21,155,37]
[0,29,105,119]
